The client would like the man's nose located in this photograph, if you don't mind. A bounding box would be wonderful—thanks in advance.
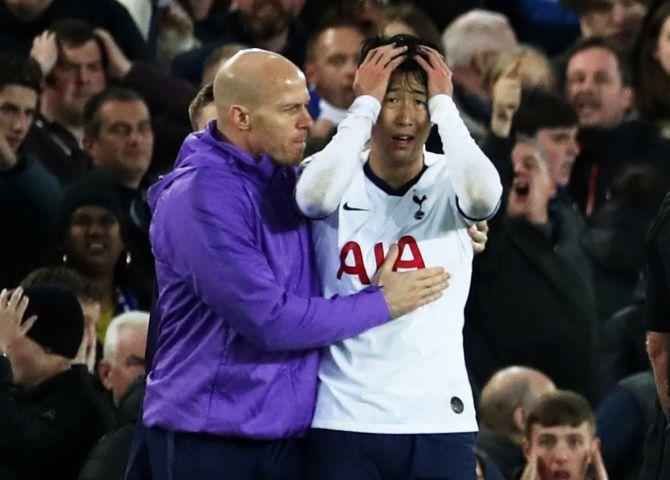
[567,138,580,156]
[395,103,413,126]
[299,107,313,130]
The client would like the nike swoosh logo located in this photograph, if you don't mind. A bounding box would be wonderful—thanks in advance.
[343,202,370,212]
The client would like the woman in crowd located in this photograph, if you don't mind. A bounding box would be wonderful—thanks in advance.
[55,171,151,343]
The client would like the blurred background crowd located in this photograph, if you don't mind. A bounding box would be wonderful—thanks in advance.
[1,0,670,478]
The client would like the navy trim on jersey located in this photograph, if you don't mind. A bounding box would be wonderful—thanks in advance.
[456,196,502,222]
[363,160,428,197]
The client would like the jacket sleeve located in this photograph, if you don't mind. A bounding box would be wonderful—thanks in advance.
[160,169,390,352]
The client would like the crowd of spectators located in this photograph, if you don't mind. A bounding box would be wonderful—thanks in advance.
[1,0,670,478]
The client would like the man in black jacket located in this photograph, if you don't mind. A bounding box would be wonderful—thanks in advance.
[466,138,598,400]
[0,285,112,479]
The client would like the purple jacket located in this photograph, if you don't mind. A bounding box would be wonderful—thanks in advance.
[143,122,389,439]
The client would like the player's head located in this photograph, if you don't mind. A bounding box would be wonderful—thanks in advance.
[213,49,313,167]
[364,34,434,167]
[523,390,597,480]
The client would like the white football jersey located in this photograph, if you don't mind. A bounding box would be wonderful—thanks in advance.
[310,149,479,434]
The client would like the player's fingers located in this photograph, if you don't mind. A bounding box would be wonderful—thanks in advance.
[371,45,396,65]
[421,46,446,65]
[403,266,446,281]
[411,272,450,291]
[378,244,399,274]
[379,45,407,65]
[477,221,489,234]
[362,47,380,66]
[416,290,443,307]
[384,53,406,70]
[414,54,432,72]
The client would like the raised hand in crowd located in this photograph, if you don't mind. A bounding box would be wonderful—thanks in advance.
[374,244,450,320]
[490,55,524,138]
[0,288,36,353]
[413,46,454,97]
[94,28,132,80]
[30,30,58,76]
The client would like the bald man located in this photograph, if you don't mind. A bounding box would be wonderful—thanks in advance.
[476,366,556,478]
[140,49,448,479]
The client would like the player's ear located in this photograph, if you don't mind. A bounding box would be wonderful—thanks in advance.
[229,104,251,131]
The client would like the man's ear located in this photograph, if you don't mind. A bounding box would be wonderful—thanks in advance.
[97,360,113,391]
[622,86,635,112]
[229,105,251,131]
[83,136,98,164]
[304,62,318,86]
[513,406,526,433]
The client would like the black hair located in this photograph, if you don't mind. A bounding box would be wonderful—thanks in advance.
[513,88,579,137]
[49,19,108,71]
[359,34,437,88]
[525,390,595,439]
[0,54,42,93]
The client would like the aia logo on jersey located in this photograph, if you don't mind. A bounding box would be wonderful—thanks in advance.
[337,235,425,285]
[413,191,427,220]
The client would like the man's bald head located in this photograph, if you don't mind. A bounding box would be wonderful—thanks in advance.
[211,48,313,166]
[479,366,556,441]
[213,49,305,117]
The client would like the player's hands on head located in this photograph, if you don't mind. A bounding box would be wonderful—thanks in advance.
[468,221,489,254]
[353,44,408,102]
[413,47,453,98]
[373,244,450,319]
